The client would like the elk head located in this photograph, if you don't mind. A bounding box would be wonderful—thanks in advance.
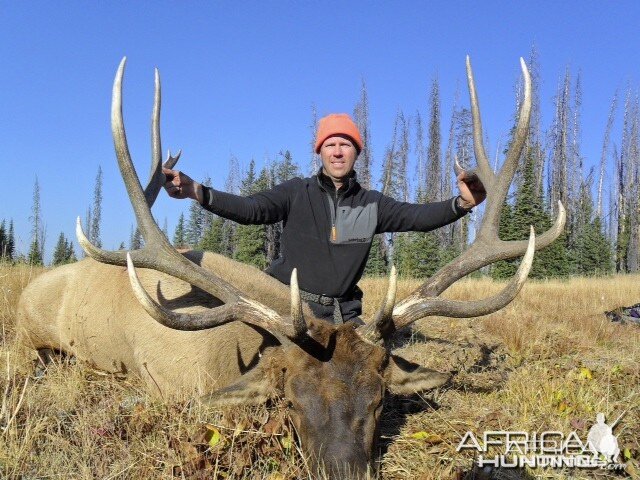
[77,57,565,478]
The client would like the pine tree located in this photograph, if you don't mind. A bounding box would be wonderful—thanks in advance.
[585,217,614,275]
[84,207,92,254]
[364,235,387,276]
[66,239,76,263]
[493,147,570,279]
[233,162,268,269]
[52,233,67,265]
[275,150,299,184]
[234,224,267,269]
[572,189,613,276]
[7,220,15,260]
[264,164,280,264]
[0,220,6,260]
[130,225,143,250]
[52,232,76,265]
[199,217,225,253]
[173,213,186,248]
[185,199,204,247]
[491,202,516,279]
[414,111,427,202]
[393,231,440,278]
[28,237,43,265]
[28,177,44,265]
[220,156,241,257]
[162,217,169,240]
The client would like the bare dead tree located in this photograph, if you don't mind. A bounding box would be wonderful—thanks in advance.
[308,103,320,176]
[548,68,571,220]
[597,91,618,218]
[626,94,640,271]
[414,110,427,201]
[398,112,410,202]
[353,79,373,189]
[426,76,443,203]
[526,45,545,192]
[441,84,460,247]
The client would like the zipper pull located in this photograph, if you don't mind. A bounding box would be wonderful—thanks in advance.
[331,225,337,241]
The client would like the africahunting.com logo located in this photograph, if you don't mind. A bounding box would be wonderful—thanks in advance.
[456,413,625,470]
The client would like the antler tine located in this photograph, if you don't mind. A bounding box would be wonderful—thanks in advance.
[392,227,536,328]
[125,253,295,344]
[290,268,308,339]
[466,55,494,186]
[357,265,397,343]
[142,66,182,207]
[478,57,531,238]
[144,68,164,207]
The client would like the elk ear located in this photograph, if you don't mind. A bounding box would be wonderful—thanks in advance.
[385,354,451,395]
[199,366,277,407]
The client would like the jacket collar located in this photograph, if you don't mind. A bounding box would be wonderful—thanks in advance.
[316,167,358,195]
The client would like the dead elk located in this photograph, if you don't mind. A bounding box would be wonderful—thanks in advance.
[16,57,565,478]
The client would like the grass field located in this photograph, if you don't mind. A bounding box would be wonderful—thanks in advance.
[1,263,638,479]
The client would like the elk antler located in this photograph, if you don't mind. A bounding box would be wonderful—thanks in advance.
[126,254,305,345]
[78,57,307,341]
[77,64,180,264]
[360,57,566,341]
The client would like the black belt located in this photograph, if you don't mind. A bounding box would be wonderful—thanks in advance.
[298,287,362,324]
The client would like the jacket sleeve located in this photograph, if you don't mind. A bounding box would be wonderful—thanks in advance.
[376,195,468,233]
[199,178,297,225]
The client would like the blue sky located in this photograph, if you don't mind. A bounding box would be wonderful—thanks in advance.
[1,1,639,261]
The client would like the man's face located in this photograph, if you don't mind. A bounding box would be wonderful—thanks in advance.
[320,135,358,185]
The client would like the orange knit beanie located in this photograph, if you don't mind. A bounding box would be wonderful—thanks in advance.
[314,113,363,154]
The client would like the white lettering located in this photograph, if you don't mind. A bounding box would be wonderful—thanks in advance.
[539,431,563,454]
[504,432,528,455]
[456,431,482,452]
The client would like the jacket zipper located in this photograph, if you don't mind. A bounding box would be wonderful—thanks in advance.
[330,189,342,241]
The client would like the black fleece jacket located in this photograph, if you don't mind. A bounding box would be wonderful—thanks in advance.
[200,171,468,298]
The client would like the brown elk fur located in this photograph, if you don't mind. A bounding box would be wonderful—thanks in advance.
[16,250,314,398]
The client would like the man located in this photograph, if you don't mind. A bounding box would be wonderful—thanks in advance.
[163,113,486,324]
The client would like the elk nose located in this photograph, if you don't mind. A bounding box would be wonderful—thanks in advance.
[323,449,370,479]
[326,460,370,480]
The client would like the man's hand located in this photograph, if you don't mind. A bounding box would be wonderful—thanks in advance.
[163,167,204,203]
[456,170,486,210]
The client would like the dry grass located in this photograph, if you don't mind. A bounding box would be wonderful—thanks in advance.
[2,264,639,479]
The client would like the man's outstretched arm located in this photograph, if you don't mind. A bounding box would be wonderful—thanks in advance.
[163,167,291,225]
[376,170,486,233]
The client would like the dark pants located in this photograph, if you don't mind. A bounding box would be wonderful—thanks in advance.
[304,289,364,326]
